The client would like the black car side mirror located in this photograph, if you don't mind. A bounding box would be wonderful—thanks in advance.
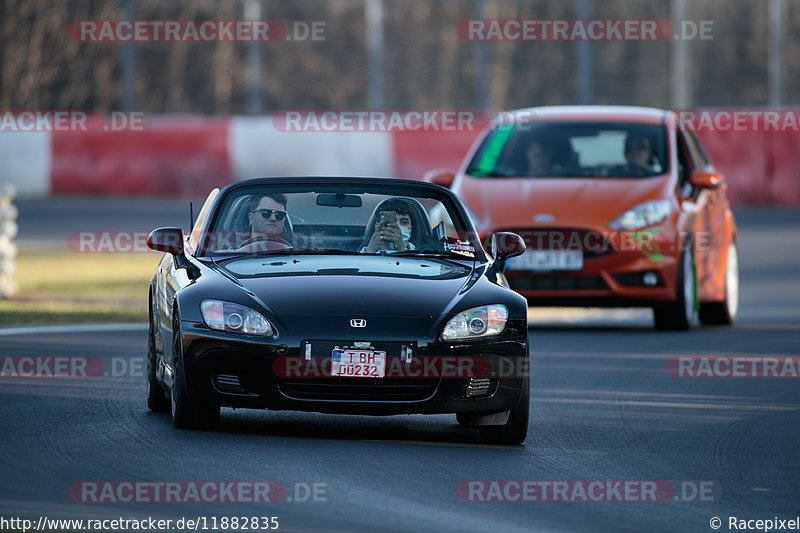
[147,227,199,279]
[489,232,526,275]
[147,227,184,254]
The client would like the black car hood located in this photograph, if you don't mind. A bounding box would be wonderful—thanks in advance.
[209,255,473,318]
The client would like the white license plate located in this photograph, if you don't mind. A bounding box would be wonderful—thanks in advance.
[508,250,584,271]
[331,349,386,378]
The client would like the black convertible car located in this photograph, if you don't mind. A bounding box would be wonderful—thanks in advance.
[145,177,531,444]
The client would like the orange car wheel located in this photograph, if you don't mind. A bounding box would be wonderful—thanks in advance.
[699,241,739,325]
[653,243,698,330]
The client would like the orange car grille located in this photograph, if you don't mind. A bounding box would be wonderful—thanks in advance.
[509,277,607,291]
[503,228,614,258]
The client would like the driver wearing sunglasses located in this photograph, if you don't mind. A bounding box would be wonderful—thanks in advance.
[608,135,656,177]
[248,193,288,240]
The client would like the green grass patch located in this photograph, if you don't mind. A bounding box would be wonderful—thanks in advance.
[0,251,161,326]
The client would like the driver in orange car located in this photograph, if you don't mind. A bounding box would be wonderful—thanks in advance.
[612,135,654,175]
[525,138,554,176]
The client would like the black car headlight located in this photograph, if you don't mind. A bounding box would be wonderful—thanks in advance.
[441,304,508,341]
[200,299,274,336]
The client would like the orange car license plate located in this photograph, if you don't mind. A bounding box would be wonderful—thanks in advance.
[331,349,387,378]
[509,250,583,271]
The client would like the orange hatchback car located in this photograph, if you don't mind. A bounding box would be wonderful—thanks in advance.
[426,106,739,330]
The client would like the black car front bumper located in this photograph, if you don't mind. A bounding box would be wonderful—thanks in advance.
[178,319,530,416]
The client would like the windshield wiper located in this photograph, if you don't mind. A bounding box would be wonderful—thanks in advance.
[210,249,364,262]
[390,249,472,259]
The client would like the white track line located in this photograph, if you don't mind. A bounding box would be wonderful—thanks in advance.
[0,323,147,336]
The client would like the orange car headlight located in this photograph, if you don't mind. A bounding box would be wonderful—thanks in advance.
[609,200,671,231]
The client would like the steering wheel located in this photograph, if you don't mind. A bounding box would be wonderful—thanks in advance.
[236,234,293,250]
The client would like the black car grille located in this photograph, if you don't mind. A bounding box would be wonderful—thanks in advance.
[501,227,614,258]
[213,373,257,396]
[277,377,438,402]
[509,276,607,291]
[464,377,494,398]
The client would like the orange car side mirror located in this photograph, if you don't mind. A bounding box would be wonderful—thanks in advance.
[422,168,455,188]
[689,170,725,189]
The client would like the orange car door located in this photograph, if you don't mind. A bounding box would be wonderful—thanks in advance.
[680,127,727,301]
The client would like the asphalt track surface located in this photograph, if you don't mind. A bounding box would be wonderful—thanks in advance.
[2,204,799,532]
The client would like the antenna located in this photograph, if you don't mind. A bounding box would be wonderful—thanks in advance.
[189,201,194,230]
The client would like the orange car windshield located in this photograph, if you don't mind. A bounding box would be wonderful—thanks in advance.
[466,122,669,179]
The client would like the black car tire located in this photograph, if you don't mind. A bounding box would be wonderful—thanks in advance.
[171,314,220,429]
[146,304,170,413]
[654,243,697,331]
[699,241,739,326]
[479,373,530,445]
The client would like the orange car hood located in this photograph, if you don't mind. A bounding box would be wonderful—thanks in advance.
[455,174,674,230]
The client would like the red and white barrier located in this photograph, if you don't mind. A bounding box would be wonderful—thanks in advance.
[1,111,798,205]
[229,117,393,180]
[51,115,231,196]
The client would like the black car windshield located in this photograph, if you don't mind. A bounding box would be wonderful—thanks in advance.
[199,184,480,260]
[466,121,669,178]
[220,254,471,280]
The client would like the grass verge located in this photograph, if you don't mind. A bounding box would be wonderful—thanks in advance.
[0,250,160,326]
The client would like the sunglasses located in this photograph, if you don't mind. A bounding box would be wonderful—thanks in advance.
[253,209,287,221]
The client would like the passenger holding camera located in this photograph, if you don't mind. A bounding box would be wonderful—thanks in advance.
[362,198,416,253]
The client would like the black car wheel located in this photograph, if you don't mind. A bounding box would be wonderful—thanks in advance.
[146,301,170,413]
[171,313,219,429]
[654,243,697,331]
[699,241,739,325]
[479,373,530,445]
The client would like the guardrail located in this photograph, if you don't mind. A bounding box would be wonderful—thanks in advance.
[1,112,799,204]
